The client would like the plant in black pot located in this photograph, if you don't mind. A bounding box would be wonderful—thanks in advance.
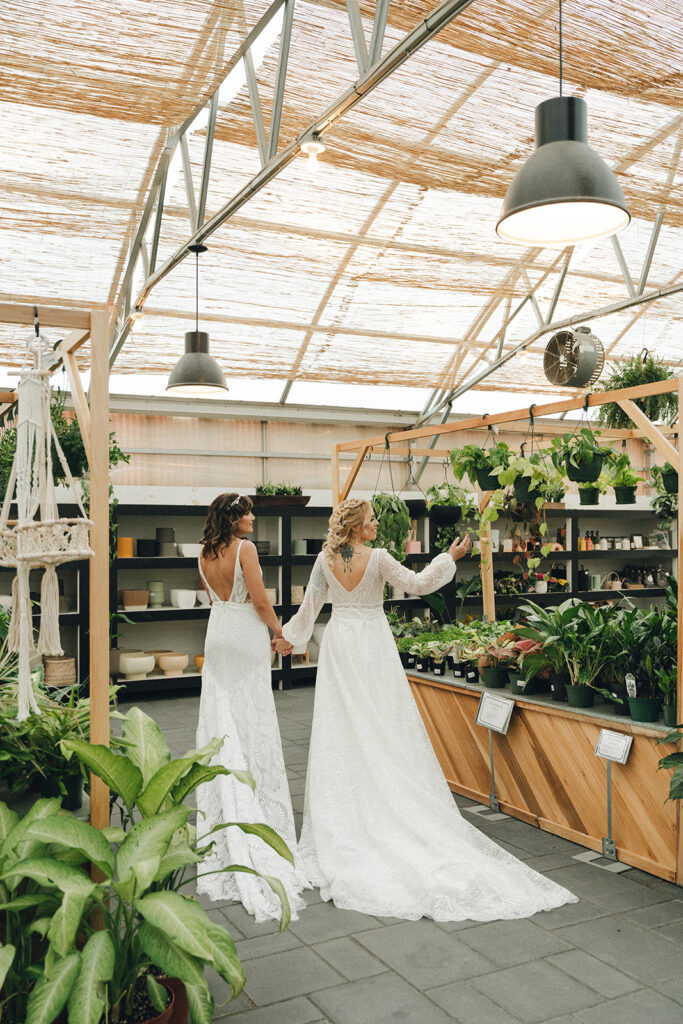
[495,452,560,507]
[651,461,678,495]
[658,668,678,728]
[628,605,676,722]
[426,483,476,552]
[450,440,512,492]
[370,492,411,563]
[550,427,615,484]
[252,482,309,506]
[604,451,643,504]
[577,473,608,506]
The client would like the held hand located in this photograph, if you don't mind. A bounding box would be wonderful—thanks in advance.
[449,534,472,562]
[273,636,293,656]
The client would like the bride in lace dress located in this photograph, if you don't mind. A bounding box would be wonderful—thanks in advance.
[277,498,577,922]
[195,493,307,922]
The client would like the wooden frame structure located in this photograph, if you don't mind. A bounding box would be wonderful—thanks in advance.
[0,303,112,832]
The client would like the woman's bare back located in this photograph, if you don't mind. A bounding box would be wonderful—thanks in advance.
[200,542,241,601]
[330,544,372,592]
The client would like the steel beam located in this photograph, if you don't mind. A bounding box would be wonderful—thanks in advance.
[245,48,269,166]
[197,93,219,226]
[545,250,571,322]
[636,213,663,295]
[369,0,391,65]
[346,0,370,74]
[180,134,198,232]
[611,235,635,297]
[268,0,296,160]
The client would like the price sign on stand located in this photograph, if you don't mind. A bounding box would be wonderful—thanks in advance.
[475,693,515,811]
[594,729,633,861]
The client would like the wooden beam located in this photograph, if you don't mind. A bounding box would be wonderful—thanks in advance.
[55,328,90,359]
[616,399,679,466]
[62,350,92,467]
[88,310,111,833]
[331,446,341,504]
[340,445,370,501]
[0,390,16,404]
[0,302,91,330]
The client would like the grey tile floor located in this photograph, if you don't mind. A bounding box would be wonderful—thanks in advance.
[119,688,683,1024]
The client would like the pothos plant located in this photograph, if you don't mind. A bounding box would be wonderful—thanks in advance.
[426,483,477,552]
[369,492,411,563]
[449,441,512,489]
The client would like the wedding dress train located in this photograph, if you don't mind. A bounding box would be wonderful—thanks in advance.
[282,547,577,921]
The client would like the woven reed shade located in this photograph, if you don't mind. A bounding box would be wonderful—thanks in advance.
[0,0,681,396]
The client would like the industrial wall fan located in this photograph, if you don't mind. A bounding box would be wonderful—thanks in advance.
[543,325,605,388]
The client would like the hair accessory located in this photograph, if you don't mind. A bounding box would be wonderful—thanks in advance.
[230,494,243,508]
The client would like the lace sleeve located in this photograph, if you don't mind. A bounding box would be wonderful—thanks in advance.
[377,548,456,595]
[281,553,328,648]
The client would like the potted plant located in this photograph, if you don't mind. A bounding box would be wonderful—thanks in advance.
[0,707,293,1024]
[604,452,643,504]
[450,441,512,492]
[480,643,514,688]
[578,473,608,506]
[426,483,476,552]
[251,483,309,506]
[495,452,562,507]
[595,349,678,430]
[628,604,676,721]
[516,600,586,703]
[424,639,451,677]
[651,461,679,495]
[550,427,615,483]
[370,492,411,563]
[396,635,416,669]
[658,668,677,728]
[506,638,543,695]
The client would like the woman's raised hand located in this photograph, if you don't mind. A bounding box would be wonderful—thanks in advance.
[449,534,472,562]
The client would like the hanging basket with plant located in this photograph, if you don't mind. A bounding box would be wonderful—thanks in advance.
[369,492,411,563]
[550,427,616,483]
[594,348,678,429]
[450,438,512,491]
[604,451,643,504]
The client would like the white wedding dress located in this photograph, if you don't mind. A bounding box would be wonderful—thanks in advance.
[195,541,308,921]
[282,547,577,921]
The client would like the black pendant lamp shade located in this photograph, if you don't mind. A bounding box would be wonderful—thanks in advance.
[166,244,228,394]
[496,96,631,246]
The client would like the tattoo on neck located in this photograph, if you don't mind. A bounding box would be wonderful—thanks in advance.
[340,543,354,571]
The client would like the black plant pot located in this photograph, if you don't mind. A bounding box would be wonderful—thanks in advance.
[137,538,159,557]
[549,672,569,702]
[464,662,479,683]
[627,696,661,723]
[663,704,678,728]
[481,666,507,688]
[414,656,432,673]
[428,504,462,526]
[399,651,410,668]
[566,684,595,708]
[306,538,324,554]
[451,660,466,679]
[662,471,678,495]
[579,487,600,506]
[614,486,637,505]
[405,498,427,517]
[432,658,447,677]
[475,468,500,491]
[565,453,604,483]
[513,477,542,504]
[39,773,83,811]
[609,682,631,716]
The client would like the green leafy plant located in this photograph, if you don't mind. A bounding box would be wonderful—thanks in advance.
[254,483,303,495]
[450,441,512,488]
[0,707,293,1024]
[369,492,411,563]
[595,349,678,429]
[604,451,642,489]
[658,730,683,799]
[549,427,616,479]
[650,464,679,529]
[426,483,476,552]
[495,453,564,506]
[578,474,609,495]
[516,599,614,693]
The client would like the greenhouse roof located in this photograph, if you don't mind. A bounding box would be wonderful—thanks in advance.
[0,0,681,409]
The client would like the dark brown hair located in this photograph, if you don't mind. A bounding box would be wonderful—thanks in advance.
[200,493,253,559]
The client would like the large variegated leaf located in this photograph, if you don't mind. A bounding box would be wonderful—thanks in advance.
[204,925,246,998]
[121,706,171,787]
[0,797,62,864]
[0,801,18,844]
[136,891,215,960]
[115,805,189,899]
[26,952,81,1024]
[60,740,142,814]
[0,942,16,989]
[181,737,226,765]
[198,821,294,865]
[47,891,90,957]
[23,815,114,877]
[154,840,203,880]
[171,763,231,805]
[207,865,292,931]
[0,893,55,913]
[100,826,127,844]
[1,858,97,898]
[138,921,214,1024]
[137,756,205,818]
[67,930,115,1024]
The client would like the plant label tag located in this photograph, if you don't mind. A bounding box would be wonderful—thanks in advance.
[475,692,515,735]
[594,729,633,765]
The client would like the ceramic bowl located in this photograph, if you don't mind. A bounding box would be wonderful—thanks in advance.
[122,589,149,610]
[109,648,143,675]
[118,652,155,679]
[194,654,205,672]
[157,652,189,676]
[170,589,196,609]
[145,649,172,668]
[178,543,202,558]
[196,589,210,606]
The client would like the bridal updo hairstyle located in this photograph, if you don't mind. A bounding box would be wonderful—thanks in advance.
[200,492,253,559]
[323,498,370,566]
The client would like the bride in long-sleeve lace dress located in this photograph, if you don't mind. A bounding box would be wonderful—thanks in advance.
[279,498,577,922]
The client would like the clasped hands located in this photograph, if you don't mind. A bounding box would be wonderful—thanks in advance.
[272,635,293,656]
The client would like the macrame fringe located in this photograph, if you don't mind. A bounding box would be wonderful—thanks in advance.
[37,564,63,656]
[16,563,39,721]
[7,574,20,653]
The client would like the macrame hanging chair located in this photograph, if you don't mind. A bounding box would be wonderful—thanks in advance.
[0,331,93,720]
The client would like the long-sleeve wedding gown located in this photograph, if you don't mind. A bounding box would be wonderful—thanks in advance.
[195,541,308,921]
[282,547,577,921]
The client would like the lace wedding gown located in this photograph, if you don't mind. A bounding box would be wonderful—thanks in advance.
[195,541,308,921]
[282,547,577,921]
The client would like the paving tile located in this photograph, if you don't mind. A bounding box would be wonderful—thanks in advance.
[288,901,383,943]
[434,917,482,933]
[545,950,641,998]
[206,905,247,939]
[478,822,584,858]
[554,917,681,984]
[654,919,683,944]
[355,920,495,988]
[313,937,388,980]
[524,853,583,873]
[530,898,607,931]
[308,973,452,1024]
[426,978,523,1023]
[458,919,570,968]
[235,929,303,961]
[220,903,287,940]
[288,778,306,795]
[572,988,683,1024]
[208,973,250,1016]
[242,947,342,1005]
[216,996,326,1024]
[542,865,666,912]
[470,961,602,1023]
[621,899,683,929]
[651,976,683,1006]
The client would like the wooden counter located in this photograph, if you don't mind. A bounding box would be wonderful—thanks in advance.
[409,673,682,884]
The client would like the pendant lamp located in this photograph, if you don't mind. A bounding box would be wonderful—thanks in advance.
[166,244,228,394]
[496,2,630,246]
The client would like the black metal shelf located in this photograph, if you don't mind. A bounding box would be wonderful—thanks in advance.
[576,548,676,560]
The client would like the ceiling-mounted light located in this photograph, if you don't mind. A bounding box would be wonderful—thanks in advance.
[301,132,325,175]
[166,244,228,395]
[129,308,145,332]
[496,0,630,247]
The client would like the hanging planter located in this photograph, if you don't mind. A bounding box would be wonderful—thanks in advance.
[405,498,427,517]
[662,471,678,494]
[428,503,462,525]
[550,428,615,483]
[614,486,637,504]
[513,477,543,504]
[579,486,601,506]
[565,452,604,483]
[450,439,512,492]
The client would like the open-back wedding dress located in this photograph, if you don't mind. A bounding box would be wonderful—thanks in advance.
[282,547,577,922]
[195,541,308,921]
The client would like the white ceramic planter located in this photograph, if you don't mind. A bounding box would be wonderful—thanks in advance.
[170,588,196,608]
[119,652,155,679]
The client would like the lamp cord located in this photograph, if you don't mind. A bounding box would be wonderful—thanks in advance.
[559,0,563,97]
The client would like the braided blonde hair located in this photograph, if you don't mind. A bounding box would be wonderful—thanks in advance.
[322,498,371,566]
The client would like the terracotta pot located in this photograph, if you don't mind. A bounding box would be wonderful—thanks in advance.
[142,977,190,1024]
[157,652,189,676]
[122,589,149,610]
[194,654,205,672]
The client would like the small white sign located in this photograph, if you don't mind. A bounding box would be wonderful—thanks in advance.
[475,692,515,735]
[594,729,633,765]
